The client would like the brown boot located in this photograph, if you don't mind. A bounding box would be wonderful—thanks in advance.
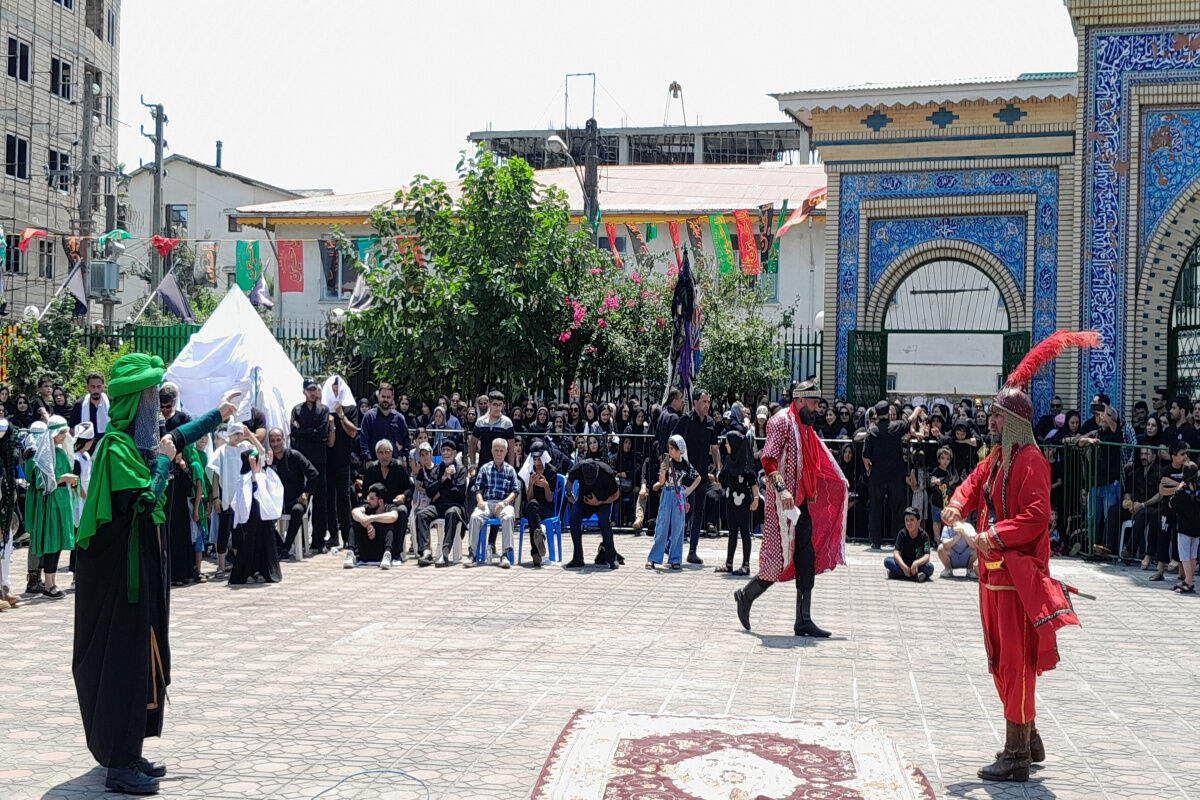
[979,720,1031,782]
[996,721,1044,763]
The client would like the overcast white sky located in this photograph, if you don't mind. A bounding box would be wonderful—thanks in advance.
[117,0,1079,195]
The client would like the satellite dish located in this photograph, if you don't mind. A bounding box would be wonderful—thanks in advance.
[23,305,40,319]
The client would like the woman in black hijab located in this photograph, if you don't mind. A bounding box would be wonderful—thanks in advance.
[717,408,759,575]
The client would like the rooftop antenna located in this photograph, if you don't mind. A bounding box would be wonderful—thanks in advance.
[664,81,687,126]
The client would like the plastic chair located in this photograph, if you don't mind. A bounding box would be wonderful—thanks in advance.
[474,496,522,566]
[519,473,566,563]
[564,480,617,531]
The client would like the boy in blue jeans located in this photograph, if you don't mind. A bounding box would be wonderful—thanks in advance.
[885,506,934,581]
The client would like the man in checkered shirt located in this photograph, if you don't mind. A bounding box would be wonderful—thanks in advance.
[467,438,520,568]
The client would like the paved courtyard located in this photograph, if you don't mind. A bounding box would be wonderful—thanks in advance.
[1,535,1197,799]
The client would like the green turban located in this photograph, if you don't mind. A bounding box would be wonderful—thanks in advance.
[107,353,165,432]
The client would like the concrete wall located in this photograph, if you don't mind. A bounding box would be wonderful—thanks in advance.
[888,332,1002,396]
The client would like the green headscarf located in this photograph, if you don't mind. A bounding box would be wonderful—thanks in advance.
[76,353,166,602]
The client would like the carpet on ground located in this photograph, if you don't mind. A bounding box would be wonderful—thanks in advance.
[532,710,936,800]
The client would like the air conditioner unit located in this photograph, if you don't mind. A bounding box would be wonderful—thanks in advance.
[87,259,120,298]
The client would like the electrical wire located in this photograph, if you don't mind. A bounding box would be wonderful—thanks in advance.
[308,768,431,800]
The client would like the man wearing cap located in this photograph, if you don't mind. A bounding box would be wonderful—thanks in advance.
[72,353,240,794]
[885,507,933,581]
[422,440,469,567]
[290,378,332,553]
[941,331,1096,782]
[734,380,848,637]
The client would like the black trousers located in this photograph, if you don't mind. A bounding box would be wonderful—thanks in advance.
[281,502,308,553]
[868,475,906,548]
[304,464,330,551]
[570,499,614,564]
[413,504,457,552]
[350,520,394,562]
[1130,506,1160,559]
[214,509,234,555]
[324,462,352,549]
[685,476,711,553]
[724,497,753,567]
[791,506,816,591]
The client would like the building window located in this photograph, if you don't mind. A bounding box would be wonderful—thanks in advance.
[757,271,779,303]
[7,37,30,82]
[107,9,116,45]
[595,235,626,253]
[50,57,72,100]
[227,215,242,233]
[321,244,358,301]
[54,0,75,10]
[166,204,188,237]
[104,94,113,127]
[5,134,29,179]
[47,149,71,192]
[4,234,24,274]
[37,239,55,279]
[886,372,897,392]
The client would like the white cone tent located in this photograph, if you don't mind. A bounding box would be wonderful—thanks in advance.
[163,289,303,437]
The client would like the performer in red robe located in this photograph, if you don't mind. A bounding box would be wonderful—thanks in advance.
[735,380,847,636]
[942,330,1098,782]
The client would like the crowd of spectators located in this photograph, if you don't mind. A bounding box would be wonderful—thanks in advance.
[2,372,1198,611]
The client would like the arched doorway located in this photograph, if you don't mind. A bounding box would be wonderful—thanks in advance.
[1168,237,1200,399]
[847,259,1029,405]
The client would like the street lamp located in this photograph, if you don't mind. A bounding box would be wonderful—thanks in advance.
[546,133,597,236]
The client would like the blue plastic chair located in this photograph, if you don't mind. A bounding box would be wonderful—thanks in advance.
[518,473,566,564]
[564,480,617,531]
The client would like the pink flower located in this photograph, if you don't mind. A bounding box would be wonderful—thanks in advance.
[602,295,620,311]
[638,326,647,332]
[597,317,607,327]
[655,317,667,327]
[584,346,597,355]
[625,299,637,308]
[631,271,642,284]
[666,264,679,278]
[590,267,603,275]
[572,305,586,323]
[558,330,571,342]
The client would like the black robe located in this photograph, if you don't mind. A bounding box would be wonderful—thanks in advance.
[228,474,283,585]
[165,459,196,584]
[72,408,221,769]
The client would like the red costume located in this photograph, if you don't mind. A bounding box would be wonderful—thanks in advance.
[946,329,1098,783]
[947,443,1078,724]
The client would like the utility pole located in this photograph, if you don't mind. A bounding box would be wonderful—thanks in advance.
[140,97,167,289]
[76,72,97,319]
[583,117,599,235]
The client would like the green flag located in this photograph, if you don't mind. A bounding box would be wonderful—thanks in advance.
[235,241,260,291]
[708,215,736,274]
[645,222,657,241]
[767,199,788,274]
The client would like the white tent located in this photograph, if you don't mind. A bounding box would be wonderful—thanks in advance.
[163,290,303,437]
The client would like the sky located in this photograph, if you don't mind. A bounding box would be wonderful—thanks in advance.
[117,0,1080,195]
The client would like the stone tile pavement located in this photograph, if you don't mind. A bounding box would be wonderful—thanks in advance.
[1,536,1197,799]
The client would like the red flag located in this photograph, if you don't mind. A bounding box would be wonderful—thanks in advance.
[776,187,828,238]
[604,222,625,269]
[277,240,304,293]
[732,209,761,274]
[151,235,181,256]
[18,228,46,252]
[667,220,682,267]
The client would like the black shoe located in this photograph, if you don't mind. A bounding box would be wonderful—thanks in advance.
[735,578,770,631]
[794,589,831,638]
[686,553,703,565]
[608,560,619,570]
[135,757,167,778]
[564,558,585,569]
[105,765,160,794]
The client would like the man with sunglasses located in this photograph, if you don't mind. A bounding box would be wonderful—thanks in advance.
[158,384,192,434]
[1033,396,1062,442]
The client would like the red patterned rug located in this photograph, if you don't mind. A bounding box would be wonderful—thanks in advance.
[532,711,936,800]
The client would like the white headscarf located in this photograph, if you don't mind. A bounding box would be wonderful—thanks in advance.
[322,375,356,413]
[518,447,552,485]
[37,417,68,494]
[669,433,688,462]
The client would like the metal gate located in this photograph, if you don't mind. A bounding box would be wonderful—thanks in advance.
[847,329,887,407]
[1002,331,1031,381]
[1169,237,1200,398]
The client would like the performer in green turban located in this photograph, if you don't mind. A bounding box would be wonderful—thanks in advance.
[71,353,239,795]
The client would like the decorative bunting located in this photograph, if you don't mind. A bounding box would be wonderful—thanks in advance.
[625,223,649,255]
[194,240,219,287]
[776,186,827,238]
[63,263,88,317]
[18,228,46,253]
[667,221,682,267]
[355,236,378,269]
[319,239,341,296]
[708,215,736,274]
[605,222,625,269]
[97,228,130,249]
[684,217,705,256]
[277,239,304,293]
[150,235,181,257]
[235,240,261,291]
[732,209,761,275]
[645,222,657,241]
[764,199,787,274]
[61,236,85,266]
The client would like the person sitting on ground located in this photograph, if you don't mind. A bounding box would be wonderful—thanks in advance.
[467,438,520,568]
[346,483,400,569]
[362,439,413,556]
[422,440,469,567]
[937,512,978,579]
[885,506,934,582]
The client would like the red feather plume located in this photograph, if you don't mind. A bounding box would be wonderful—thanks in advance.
[1005,330,1103,390]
